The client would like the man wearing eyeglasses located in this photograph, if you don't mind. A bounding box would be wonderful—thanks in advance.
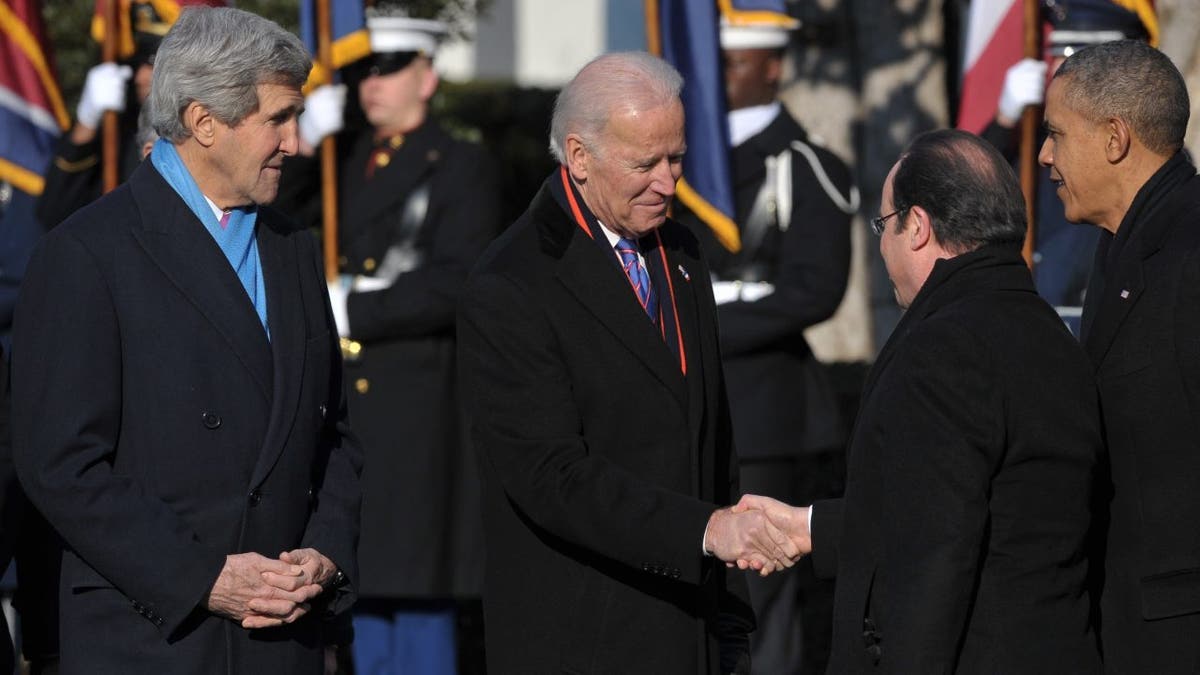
[278,7,503,674]
[737,129,1104,673]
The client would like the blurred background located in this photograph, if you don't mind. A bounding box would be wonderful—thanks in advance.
[12,0,1200,360]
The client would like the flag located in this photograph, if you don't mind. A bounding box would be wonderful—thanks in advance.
[957,0,1023,134]
[91,0,227,62]
[1111,0,1157,46]
[0,0,68,196]
[647,0,740,252]
[299,0,369,91]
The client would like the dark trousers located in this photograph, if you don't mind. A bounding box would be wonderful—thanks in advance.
[740,451,843,675]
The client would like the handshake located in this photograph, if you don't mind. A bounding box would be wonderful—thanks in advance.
[705,495,811,576]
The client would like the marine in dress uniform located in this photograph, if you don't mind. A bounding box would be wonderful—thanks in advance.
[279,9,502,674]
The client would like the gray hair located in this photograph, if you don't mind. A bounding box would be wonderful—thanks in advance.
[150,7,311,142]
[1053,39,1189,156]
[549,51,683,164]
[135,100,158,150]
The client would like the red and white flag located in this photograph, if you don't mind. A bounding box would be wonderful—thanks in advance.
[957,0,1023,134]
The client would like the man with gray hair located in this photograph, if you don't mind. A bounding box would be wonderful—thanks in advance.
[11,7,361,674]
[458,51,800,674]
[1040,39,1200,673]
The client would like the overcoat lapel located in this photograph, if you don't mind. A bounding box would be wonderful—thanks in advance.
[553,224,689,411]
[1084,157,1200,367]
[1083,255,1145,368]
[249,216,307,486]
[660,240,706,476]
[128,162,273,401]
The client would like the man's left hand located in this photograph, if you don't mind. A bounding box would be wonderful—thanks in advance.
[268,548,338,589]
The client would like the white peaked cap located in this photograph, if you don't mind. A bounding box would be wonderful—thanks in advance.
[367,15,448,55]
[719,12,800,50]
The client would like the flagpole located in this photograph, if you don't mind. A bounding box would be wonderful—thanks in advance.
[102,0,119,193]
[1018,0,1040,268]
[316,0,340,282]
[644,0,660,55]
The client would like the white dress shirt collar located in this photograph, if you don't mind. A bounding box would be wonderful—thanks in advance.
[727,101,782,148]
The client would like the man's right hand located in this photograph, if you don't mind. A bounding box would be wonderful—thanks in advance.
[204,552,324,629]
[733,494,811,561]
[705,506,800,575]
[76,62,132,131]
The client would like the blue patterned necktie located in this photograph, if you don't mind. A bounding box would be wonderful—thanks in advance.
[615,237,658,324]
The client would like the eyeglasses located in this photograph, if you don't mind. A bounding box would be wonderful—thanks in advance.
[871,209,905,236]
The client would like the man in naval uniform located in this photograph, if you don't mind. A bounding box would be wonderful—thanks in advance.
[677,5,857,673]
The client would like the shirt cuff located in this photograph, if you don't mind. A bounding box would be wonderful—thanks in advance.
[702,513,714,556]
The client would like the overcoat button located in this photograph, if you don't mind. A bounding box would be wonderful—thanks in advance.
[248,489,262,506]
[202,412,221,429]
[355,378,370,394]
[319,404,327,418]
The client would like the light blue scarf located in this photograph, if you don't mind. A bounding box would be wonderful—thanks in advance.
[151,139,269,339]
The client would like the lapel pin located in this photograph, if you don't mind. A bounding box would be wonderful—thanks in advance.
[677,264,690,281]
[1120,289,1130,299]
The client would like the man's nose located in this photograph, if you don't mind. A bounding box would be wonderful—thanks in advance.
[280,117,300,156]
[652,161,678,197]
[1037,137,1052,168]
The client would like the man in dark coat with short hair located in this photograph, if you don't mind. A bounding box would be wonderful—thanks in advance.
[740,129,1104,673]
[1041,39,1200,674]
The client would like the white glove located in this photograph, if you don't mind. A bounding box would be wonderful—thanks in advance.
[711,281,741,306]
[710,280,776,305]
[327,278,351,337]
[76,62,132,129]
[352,275,390,293]
[299,84,347,147]
[997,58,1048,123]
[739,281,775,303]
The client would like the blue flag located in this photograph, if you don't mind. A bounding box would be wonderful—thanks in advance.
[299,0,369,89]
[649,0,740,252]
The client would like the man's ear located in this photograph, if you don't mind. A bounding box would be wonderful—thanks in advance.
[418,60,439,102]
[907,205,933,251]
[564,133,590,182]
[764,53,783,89]
[185,102,217,148]
[1106,116,1132,164]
